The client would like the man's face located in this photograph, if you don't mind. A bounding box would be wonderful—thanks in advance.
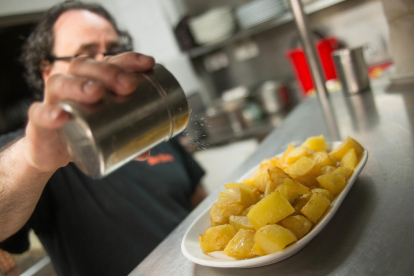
[43,9,120,81]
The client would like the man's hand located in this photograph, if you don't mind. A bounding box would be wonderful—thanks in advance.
[25,52,155,174]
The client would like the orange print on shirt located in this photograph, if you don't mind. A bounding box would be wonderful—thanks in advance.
[146,153,175,166]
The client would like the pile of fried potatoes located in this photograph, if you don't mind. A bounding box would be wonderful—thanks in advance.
[199,135,364,259]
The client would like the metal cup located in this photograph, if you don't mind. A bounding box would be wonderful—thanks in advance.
[332,47,370,95]
[59,64,189,178]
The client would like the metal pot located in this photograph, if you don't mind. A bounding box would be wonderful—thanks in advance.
[254,81,287,114]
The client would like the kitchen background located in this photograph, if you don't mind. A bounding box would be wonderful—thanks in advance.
[0,0,392,275]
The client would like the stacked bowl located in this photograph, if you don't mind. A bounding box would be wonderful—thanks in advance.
[236,0,289,30]
[189,7,236,45]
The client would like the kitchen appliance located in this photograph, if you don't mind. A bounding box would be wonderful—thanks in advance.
[254,81,289,114]
[59,64,189,178]
[206,86,250,135]
[332,47,370,95]
[205,99,247,138]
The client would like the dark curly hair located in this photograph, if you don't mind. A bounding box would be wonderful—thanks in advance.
[21,2,133,100]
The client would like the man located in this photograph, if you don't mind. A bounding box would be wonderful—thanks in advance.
[0,2,205,275]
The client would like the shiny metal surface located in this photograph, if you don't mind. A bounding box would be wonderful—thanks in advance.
[59,64,189,178]
[289,0,339,141]
[333,47,370,94]
[130,78,414,275]
[254,81,285,114]
[289,0,329,100]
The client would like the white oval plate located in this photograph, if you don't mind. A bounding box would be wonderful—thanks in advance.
[181,142,368,268]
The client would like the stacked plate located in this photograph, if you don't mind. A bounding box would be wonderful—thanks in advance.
[189,7,236,45]
[236,0,289,30]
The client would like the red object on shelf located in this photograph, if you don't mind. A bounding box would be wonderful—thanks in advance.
[286,36,339,96]
[317,37,339,81]
[368,61,393,78]
[286,49,314,96]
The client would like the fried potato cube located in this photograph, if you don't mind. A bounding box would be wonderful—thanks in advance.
[292,193,312,215]
[279,215,313,239]
[288,156,315,176]
[252,242,266,256]
[265,165,293,196]
[349,137,363,150]
[329,154,338,166]
[268,166,291,186]
[218,186,259,208]
[312,188,334,202]
[247,191,294,230]
[320,166,336,175]
[264,181,278,197]
[309,151,334,176]
[224,183,243,189]
[253,158,274,178]
[301,193,331,223]
[224,183,258,192]
[229,215,255,231]
[281,165,291,173]
[341,148,358,170]
[243,178,254,186]
[316,174,346,196]
[285,178,311,194]
[210,202,245,226]
[269,157,280,167]
[290,174,319,188]
[223,229,256,258]
[280,144,295,164]
[332,167,353,181]
[276,184,295,203]
[252,172,272,192]
[276,178,310,203]
[254,225,298,254]
[199,224,236,252]
[286,146,311,164]
[301,135,326,151]
[329,137,363,161]
[241,204,255,216]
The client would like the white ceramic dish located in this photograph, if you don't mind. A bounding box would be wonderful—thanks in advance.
[181,141,368,268]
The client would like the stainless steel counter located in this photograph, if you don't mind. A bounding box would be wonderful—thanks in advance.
[130,78,414,276]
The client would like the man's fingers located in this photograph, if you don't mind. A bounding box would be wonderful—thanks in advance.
[52,52,155,98]
[68,57,139,95]
[28,102,69,130]
[25,103,71,173]
[45,74,105,105]
[103,52,155,72]
[134,150,150,161]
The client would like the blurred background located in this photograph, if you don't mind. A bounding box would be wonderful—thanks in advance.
[0,0,394,274]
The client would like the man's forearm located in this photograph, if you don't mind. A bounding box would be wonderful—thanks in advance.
[0,137,53,242]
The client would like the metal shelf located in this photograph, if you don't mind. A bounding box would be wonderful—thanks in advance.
[187,0,345,58]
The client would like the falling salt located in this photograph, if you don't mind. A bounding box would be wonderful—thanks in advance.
[180,110,214,151]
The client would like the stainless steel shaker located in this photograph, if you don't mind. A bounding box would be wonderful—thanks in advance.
[332,47,370,95]
[59,64,189,178]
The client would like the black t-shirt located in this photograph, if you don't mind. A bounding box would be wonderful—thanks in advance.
[0,129,204,276]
